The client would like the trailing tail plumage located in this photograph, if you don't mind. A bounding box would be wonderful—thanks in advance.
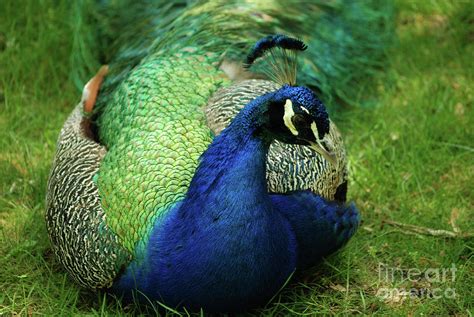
[72,0,393,108]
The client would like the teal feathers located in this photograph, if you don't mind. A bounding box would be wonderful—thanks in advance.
[70,0,393,109]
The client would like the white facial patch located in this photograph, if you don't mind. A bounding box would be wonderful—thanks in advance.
[283,99,299,136]
[310,122,319,141]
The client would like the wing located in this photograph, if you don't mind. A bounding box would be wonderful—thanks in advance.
[46,105,130,289]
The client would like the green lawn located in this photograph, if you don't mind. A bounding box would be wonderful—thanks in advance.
[1,0,473,315]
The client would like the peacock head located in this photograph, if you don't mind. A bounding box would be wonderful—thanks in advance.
[245,35,335,165]
[265,84,336,165]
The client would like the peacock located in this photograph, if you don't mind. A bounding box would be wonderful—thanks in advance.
[46,0,392,312]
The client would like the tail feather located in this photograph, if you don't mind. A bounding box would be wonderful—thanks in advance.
[69,0,192,91]
[70,0,394,109]
[267,0,395,107]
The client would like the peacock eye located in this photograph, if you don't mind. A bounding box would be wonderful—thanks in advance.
[292,114,308,128]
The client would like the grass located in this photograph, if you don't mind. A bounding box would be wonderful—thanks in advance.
[0,0,473,315]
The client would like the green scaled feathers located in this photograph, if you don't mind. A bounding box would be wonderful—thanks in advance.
[97,53,227,253]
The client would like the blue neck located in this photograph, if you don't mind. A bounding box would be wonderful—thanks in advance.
[184,95,273,215]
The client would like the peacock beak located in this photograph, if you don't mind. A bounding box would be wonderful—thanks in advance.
[309,140,336,166]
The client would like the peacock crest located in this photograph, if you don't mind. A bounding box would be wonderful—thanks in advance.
[244,34,306,86]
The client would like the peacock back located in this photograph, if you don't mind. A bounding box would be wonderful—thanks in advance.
[96,52,226,255]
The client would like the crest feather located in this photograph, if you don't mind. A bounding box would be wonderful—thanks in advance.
[244,35,307,86]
